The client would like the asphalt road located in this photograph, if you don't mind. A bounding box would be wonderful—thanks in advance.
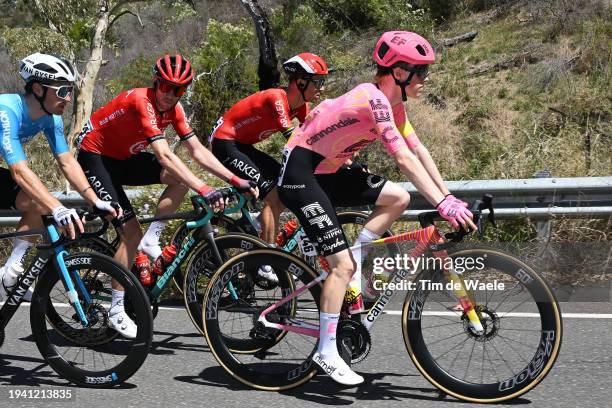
[1,300,611,408]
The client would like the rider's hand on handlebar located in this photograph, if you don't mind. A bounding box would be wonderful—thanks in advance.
[436,195,477,232]
[198,185,227,211]
[52,205,84,239]
[230,176,259,198]
[446,194,469,208]
[95,199,123,220]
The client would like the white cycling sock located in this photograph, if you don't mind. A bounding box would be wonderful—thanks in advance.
[138,221,167,259]
[3,238,34,270]
[317,312,340,357]
[110,289,125,315]
[349,228,381,292]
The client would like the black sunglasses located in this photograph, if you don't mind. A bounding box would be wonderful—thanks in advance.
[396,63,429,79]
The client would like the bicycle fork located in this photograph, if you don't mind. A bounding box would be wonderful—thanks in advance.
[46,226,90,327]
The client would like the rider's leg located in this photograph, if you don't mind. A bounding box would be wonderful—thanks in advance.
[4,191,43,267]
[259,187,284,243]
[138,168,188,259]
[0,192,42,300]
[313,249,364,385]
[351,182,410,294]
[109,216,142,338]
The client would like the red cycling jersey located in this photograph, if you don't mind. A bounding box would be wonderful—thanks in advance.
[211,88,309,145]
[78,87,193,160]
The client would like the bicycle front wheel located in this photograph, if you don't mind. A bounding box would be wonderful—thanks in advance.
[30,252,153,387]
[402,247,562,402]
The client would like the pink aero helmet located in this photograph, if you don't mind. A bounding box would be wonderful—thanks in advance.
[373,31,435,67]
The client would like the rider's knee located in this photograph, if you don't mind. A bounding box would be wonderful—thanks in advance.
[330,256,357,283]
[14,192,43,213]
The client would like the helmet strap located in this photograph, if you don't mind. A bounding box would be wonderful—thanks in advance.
[34,86,53,115]
[392,71,415,102]
[296,78,310,103]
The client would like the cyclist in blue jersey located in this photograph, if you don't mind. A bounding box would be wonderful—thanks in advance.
[0,53,136,337]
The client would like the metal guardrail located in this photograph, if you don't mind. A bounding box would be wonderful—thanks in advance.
[394,176,612,220]
[0,190,144,227]
[0,177,610,227]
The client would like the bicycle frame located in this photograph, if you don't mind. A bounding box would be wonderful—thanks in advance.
[257,224,485,337]
[147,195,245,300]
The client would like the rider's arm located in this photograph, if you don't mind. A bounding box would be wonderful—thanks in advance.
[9,161,62,213]
[411,144,451,196]
[149,138,207,192]
[180,136,237,182]
[393,148,445,206]
[372,98,445,206]
[0,106,60,213]
[55,152,103,205]
[393,104,450,196]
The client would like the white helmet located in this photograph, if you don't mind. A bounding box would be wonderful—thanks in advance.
[19,52,78,84]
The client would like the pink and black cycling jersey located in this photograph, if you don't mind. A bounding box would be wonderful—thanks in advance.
[285,83,421,173]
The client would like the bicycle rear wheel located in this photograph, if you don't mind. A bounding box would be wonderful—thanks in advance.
[30,253,153,387]
[170,214,246,295]
[402,247,562,402]
[203,249,321,390]
[182,233,268,336]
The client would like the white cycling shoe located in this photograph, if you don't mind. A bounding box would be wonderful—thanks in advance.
[312,351,364,386]
[257,265,279,283]
[109,307,138,339]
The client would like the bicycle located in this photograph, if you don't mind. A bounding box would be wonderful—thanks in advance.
[201,195,563,402]
[180,191,395,336]
[0,210,153,387]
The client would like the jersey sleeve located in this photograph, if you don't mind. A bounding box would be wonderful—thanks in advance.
[266,89,293,132]
[44,115,70,156]
[392,103,421,150]
[172,102,194,140]
[367,92,409,155]
[0,105,27,165]
[133,96,163,140]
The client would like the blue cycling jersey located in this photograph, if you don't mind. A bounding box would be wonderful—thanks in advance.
[0,93,69,166]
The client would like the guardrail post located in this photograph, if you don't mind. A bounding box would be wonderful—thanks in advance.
[533,170,554,256]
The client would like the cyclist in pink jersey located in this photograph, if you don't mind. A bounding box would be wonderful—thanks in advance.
[278,31,476,386]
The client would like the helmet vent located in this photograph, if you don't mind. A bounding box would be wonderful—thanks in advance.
[34,63,57,73]
[416,45,427,56]
[377,42,390,59]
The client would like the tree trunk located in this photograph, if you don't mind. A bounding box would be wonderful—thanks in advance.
[68,7,110,148]
[239,0,280,90]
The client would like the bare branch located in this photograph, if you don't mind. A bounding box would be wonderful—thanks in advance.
[441,31,478,47]
[109,0,146,16]
[195,49,249,81]
[108,9,144,30]
[29,0,61,33]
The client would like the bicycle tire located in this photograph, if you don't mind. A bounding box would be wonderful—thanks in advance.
[30,252,153,387]
[170,214,246,295]
[182,233,268,336]
[402,247,563,402]
[203,249,321,390]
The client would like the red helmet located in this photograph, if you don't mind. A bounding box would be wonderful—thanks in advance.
[373,31,435,67]
[153,54,193,86]
[283,53,329,77]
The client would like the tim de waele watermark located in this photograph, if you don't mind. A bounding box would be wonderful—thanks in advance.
[371,254,505,291]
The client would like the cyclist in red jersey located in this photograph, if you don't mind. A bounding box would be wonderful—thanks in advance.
[210,53,329,278]
[77,55,257,337]
[277,32,477,385]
